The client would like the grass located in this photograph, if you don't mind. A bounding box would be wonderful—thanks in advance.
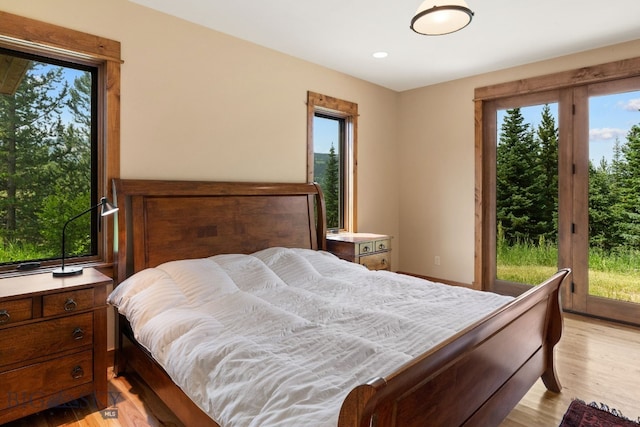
[0,241,48,264]
[497,242,640,303]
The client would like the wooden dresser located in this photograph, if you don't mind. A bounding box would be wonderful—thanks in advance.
[326,232,391,270]
[0,268,111,424]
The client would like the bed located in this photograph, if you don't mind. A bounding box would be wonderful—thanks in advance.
[110,178,571,427]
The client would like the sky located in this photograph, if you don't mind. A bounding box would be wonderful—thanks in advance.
[497,90,640,163]
[30,61,89,126]
[589,91,640,162]
[313,116,340,154]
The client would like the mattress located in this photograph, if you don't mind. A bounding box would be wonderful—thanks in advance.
[108,247,513,427]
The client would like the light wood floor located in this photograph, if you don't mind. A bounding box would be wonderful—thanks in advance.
[501,312,640,426]
[3,313,639,427]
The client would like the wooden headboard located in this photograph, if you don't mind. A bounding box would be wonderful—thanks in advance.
[112,179,326,284]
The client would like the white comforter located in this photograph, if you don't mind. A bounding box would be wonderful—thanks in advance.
[108,247,512,427]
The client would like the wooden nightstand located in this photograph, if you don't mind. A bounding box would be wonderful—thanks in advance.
[326,232,391,270]
[0,268,111,424]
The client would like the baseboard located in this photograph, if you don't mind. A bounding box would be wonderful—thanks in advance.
[396,271,472,288]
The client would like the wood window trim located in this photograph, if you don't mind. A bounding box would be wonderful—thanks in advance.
[474,55,640,291]
[307,91,358,232]
[0,11,121,270]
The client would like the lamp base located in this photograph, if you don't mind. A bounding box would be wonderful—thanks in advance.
[52,266,84,277]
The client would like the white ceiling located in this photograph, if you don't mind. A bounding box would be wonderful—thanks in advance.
[129,0,640,92]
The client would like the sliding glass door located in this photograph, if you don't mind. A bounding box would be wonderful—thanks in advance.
[577,80,640,320]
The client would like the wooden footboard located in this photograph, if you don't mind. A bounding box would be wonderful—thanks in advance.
[338,268,570,427]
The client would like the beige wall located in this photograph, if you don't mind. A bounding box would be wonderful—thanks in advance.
[398,38,640,285]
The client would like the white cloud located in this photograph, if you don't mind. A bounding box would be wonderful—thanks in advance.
[589,127,626,141]
[622,98,640,111]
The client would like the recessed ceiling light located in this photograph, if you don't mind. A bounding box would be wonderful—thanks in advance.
[372,51,388,59]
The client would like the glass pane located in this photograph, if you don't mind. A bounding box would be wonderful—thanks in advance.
[314,115,343,229]
[0,52,93,265]
[496,104,559,285]
[588,91,640,303]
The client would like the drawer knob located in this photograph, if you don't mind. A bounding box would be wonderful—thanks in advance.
[64,298,78,312]
[72,327,85,340]
[378,243,386,250]
[362,245,370,253]
[0,309,9,324]
[71,365,84,379]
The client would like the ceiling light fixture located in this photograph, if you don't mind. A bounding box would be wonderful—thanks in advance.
[410,0,474,36]
[372,51,388,59]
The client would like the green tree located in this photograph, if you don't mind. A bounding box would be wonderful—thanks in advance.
[323,143,340,229]
[0,61,93,262]
[589,157,624,250]
[536,104,559,241]
[39,71,93,256]
[618,123,640,248]
[496,108,545,244]
[0,61,68,248]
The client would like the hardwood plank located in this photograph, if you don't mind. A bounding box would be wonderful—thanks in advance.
[3,313,638,426]
[1,368,182,427]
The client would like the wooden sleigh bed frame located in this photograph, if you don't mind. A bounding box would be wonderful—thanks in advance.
[111,178,570,427]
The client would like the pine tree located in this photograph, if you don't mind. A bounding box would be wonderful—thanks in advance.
[589,158,624,250]
[39,71,93,256]
[0,61,68,246]
[0,61,94,261]
[496,108,545,244]
[536,104,559,242]
[323,143,340,229]
[618,123,640,248]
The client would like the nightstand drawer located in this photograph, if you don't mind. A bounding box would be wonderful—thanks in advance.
[357,241,376,255]
[374,239,390,252]
[359,252,390,271]
[0,312,93,368]
[0,298,32,327]
[357,239,390,255]
[43,288,95,317]
[0,349,93,412]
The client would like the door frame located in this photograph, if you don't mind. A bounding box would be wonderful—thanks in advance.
[475,56,640,324]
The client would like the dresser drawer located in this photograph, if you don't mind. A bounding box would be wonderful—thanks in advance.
[43,288,95,317]
[0,312,93,368]
[358,252,390,271]
[0,349,93,412]
[0,298,32,327]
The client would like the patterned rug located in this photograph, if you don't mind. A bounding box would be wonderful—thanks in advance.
[560,400,640,427]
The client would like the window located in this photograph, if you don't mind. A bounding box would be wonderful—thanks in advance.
[0,12,120,273]
[475,56,640,325]
[307,91,357,232]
